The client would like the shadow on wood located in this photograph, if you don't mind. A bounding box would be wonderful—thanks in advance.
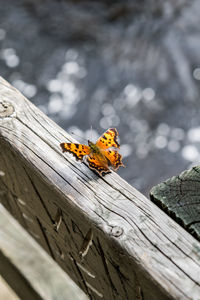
[0,204,88,300]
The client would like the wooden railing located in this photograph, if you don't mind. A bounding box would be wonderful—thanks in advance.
[0,77,199,300]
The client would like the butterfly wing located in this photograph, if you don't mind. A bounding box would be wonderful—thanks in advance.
[87,153,110,175]
[96,128,120,150]
[61,128,123,175]
[60,143,90,161]
[103,149,124,170]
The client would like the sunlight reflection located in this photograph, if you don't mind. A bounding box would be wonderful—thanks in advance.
[136,144,149,159]
[182,145,199,161]
[187,127,200,142]
[167,140,180,152]
[48,94,63,114]
[124,84,142,108]
[101,103,115,116]
[193,68,200,80]
[47,79,62,93]
[142,87,155,102]
[46,48,87,118]
[65,49,78,61]
[171,128,185,140]
[12,79,37,98]
[0,48,19,68]
[120,144,132,158]
[154,135,168,149]
[157,123,170,136]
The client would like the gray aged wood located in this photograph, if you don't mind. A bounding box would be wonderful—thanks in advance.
[0,204,88,300]
[150,166,200,242]
[0,76,200,300]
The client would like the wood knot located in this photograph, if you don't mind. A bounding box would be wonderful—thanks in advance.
[111,226,123,237]
[0,101,14,118]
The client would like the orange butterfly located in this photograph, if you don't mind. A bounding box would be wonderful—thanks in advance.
[60,128,124,175]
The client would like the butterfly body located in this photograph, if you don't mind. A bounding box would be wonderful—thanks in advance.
[88,140,101,154]
[60,128,124,175]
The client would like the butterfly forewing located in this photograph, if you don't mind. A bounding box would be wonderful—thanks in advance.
[60,143,90,161]
[96,128,120,150]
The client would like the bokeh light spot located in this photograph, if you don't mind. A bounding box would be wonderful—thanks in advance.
[182,145,199,161]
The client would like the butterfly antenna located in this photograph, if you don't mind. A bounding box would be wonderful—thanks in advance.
[70,131,87,142]
[90,125,93,141]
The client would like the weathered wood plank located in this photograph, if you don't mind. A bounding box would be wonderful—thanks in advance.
[150,166,200,241]
[0,76,200,300]
[0,204,88,300]
[0,275,20,300]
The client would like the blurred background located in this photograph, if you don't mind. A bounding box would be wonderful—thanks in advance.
[1,0,200,197]
[1,1,200,299]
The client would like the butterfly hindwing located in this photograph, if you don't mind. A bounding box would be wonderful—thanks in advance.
[103,149,124,170]
[96,128,120,150]
[60,143,90,161]
[87,153,110,175]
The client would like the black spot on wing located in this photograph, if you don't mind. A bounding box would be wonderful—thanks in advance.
[113,152,124,169]
[60,143,84,161]
[108,128,120,148]
[60,143,68,153]
[105,149,124,170]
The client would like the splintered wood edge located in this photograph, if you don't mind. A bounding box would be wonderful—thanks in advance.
[0,76,200,300]
[0,204,88,300]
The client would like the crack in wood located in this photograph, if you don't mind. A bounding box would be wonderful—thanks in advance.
[2,121,86,200]
[53,208,63,232]
[159,229,200,267]
[151,170,200,242]
[28,108,62,144]
[76,262,95,279]
[177,176,183,198]
[22,213,34,223]
[97,237,119,298]
[107,256,130,300]
[192,166,200,175]
[70,253,93,300]
[135,284,144,300]
[23,167,54,224]
[0,180,27,229]
[79,228,93,259]
[170,200,200,210]
[85,282,103,298]
[134,224,200,289]
[17,109,92,183]
[61,216,80,254]
[54,239,65,260]
[187,220,200,228]
[29,230,41,240]
[96,186,200,284]
[0,148,18,195]
[97,196,200,293]
[17,198,26,206]
[37,218,55,260]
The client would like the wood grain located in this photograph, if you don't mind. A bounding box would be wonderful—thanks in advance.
[0,77,200,300]
[0,204,88,300]
[150,166,200,241]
